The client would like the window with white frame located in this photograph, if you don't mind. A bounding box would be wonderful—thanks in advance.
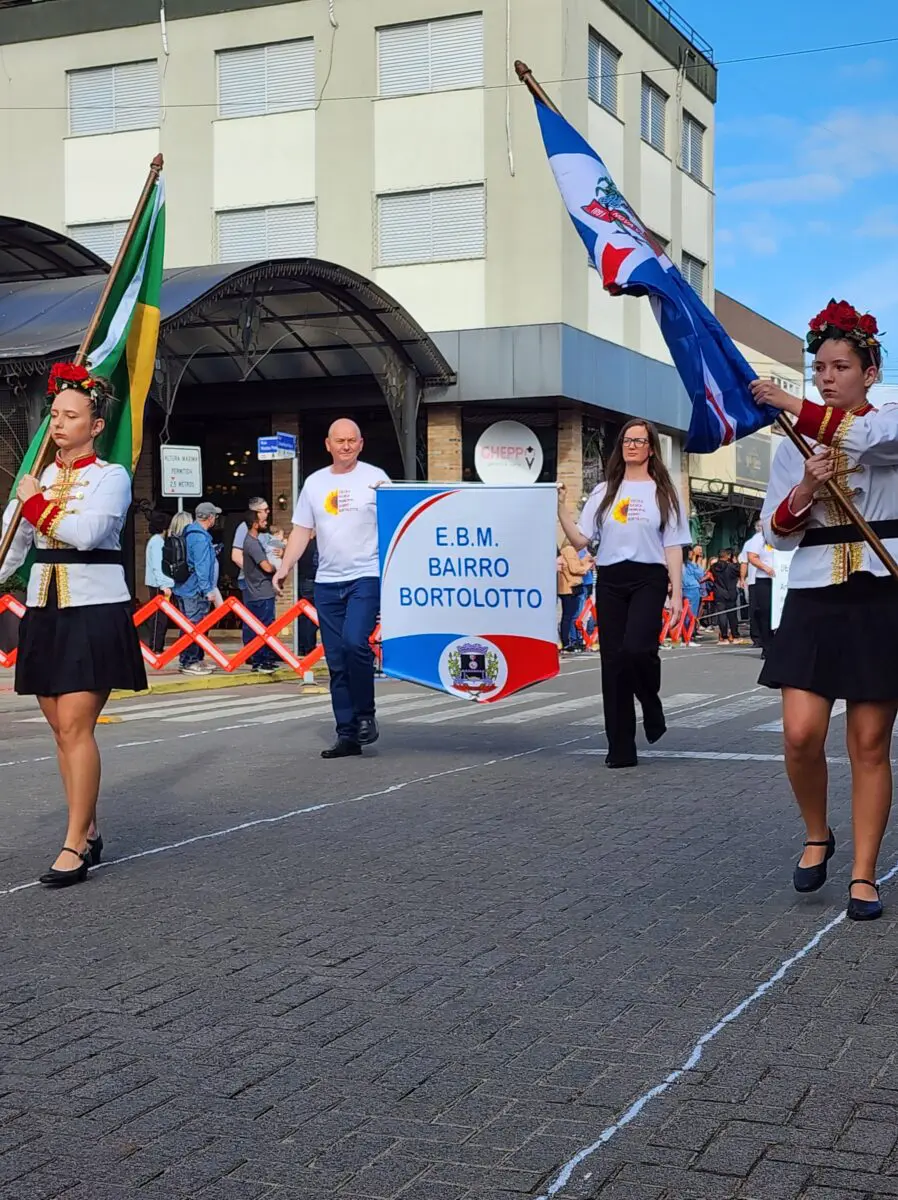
[68,221,128,262]
[218,40,315,118]
[681,251,705,298]
[640,77,667,153]
[68,61,159,136]
[587,30,620,116]
[377,185,485,266]
[378,14,483,98]
[216,203,317,262]
[681,111,705,182]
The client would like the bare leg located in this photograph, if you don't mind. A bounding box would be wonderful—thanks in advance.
[845,700,898,902]
[782,687,833,867]
[47,690,109,870]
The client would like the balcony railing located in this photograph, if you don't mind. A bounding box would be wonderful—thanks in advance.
[648,0,714,61]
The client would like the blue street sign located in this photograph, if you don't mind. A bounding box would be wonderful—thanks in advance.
[276,432,297,456]
[257,435,279,461]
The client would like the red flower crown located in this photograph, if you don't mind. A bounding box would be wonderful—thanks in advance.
[47,362,102,399]
[807,299,881,354]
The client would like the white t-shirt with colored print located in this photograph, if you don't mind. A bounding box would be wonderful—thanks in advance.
[578,480,691,567]
[292,460,389,583]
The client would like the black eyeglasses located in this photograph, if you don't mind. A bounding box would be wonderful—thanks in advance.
[622,436,649,447]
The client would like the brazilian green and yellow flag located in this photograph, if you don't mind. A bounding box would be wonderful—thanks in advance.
[12,173,165,487]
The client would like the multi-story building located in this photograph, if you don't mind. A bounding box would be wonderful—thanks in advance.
[689,291,804,552]
[0,0,716,595]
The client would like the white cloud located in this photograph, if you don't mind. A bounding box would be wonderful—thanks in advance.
[802,109,898,181]
[721,173,846,204]
[855,206,898,238]
[838,58,889,81]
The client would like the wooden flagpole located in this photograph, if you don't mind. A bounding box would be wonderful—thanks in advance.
[515,61,898,580]
[0,154,164,574]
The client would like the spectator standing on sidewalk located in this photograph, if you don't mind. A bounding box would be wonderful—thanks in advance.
[274,418,388,758]
[143,510,173,655]
[231,497,269,655]
[739,521,764,647]
[557,541,588,652]
[682,547,704,637]
[746,526,776,655]
[240,507,279,674]
[296,537,319,657]
[557,418,690,769]
[710,549,741,643]
[173,501,222,676]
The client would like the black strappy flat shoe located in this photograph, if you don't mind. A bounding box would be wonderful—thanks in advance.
[793,829,835,893]
[87,832,103,866]
[847,879,882,922]
[39,848,90,890]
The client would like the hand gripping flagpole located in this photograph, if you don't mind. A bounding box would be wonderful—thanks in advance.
[515,61,898,582]
[0,153,165,575]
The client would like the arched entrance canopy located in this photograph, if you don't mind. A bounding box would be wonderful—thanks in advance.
[0,219,455,476]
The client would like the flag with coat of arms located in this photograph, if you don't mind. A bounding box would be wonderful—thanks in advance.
[530,97,778,453]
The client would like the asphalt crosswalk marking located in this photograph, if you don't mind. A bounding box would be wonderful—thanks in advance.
[752,700,846,733]
[401,691,566,724]
[669,692,777,729]
[570,692,711,726]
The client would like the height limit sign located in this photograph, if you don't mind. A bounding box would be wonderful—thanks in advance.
[161,445,203,498]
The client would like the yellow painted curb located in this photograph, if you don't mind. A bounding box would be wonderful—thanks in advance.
[110,670,329,702]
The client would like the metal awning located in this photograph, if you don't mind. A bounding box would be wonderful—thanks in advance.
[0,215,111,283]
[0,258,455,387]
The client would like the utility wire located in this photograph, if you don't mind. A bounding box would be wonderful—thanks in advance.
[0,33,896,110]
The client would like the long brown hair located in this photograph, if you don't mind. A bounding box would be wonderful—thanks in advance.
[595,418,682,532]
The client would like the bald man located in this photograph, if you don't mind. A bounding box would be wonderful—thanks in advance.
[274,419,389,758]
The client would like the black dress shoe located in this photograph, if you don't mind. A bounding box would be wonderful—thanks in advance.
[357,717,379,746]
[605,752,638,769]
[39,848,90,889]
[847,878,882,922]
[87,833,103,866]
[793,828,835,893]
[321,739,362,759]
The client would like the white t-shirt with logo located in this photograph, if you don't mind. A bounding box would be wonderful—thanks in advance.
[742,531,775,583]
[578,480,691,567]
[292,460,389,583]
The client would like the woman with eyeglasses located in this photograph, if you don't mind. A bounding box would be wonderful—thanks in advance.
[558,419,691,768]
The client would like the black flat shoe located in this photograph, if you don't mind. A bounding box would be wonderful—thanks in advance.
[357,717,379,746]
[847,878,883,922]
[793,828,835,893]
[644,717,666,745]
[87,833,103,866]
[605,755,638,769]
[39,847,90,889]
[321,739,362,759]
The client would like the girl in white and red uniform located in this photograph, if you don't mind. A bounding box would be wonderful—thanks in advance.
[751,301,896,922]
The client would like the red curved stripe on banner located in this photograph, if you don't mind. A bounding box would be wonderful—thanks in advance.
[382,490,459,579]
[474,635,560,702]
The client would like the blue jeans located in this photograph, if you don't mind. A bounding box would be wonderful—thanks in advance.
[175,592,210,666]
[245,595,277,667]
[314,577,380,740]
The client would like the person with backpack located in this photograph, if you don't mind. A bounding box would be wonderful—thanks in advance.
[143,510,174,654]
[710,548,741,644]
[171,502,222,675]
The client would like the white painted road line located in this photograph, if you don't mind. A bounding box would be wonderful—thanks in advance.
[573,749,852,765]
[484,695,600,725]
[670,692,777,729]
[403,691,566,724]
[571,692,711,726]
[753,699,846,733]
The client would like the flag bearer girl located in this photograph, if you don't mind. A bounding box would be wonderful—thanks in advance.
[752,301,898,921]
[0,364,146,888]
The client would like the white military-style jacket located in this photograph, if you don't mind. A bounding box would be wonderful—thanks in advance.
[762,399,898,590]
[0,452,132,608]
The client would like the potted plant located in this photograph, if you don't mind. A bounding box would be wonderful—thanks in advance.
[0,571,28,655]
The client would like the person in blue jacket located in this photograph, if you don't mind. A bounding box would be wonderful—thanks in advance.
[682,546,705,638]
[173,501,222,675]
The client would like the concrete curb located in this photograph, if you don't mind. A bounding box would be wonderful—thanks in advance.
[109,671,330,701]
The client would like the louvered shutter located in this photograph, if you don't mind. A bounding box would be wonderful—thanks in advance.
[265,40,315,113]
[68,221,128,262]
[265,203,317,256]
[217,208,268,261]
[681,252,705,298]
[69,67,115,135]
[432,186,485,259]
[113,61,159,131]
[378,191,432,265]
[430,14,483,91]
[682,114,704,181]
[588,32,619,115]
[642,80,666,152]
[218,46,267,118]
[378,23,430,97]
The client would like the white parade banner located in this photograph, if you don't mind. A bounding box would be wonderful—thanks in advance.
[376,483,559,701]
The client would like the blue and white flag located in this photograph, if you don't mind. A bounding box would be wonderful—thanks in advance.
[532,98,778,453]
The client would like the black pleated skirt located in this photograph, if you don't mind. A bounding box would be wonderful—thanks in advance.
[759,572,898,702]
[15,582,148,697]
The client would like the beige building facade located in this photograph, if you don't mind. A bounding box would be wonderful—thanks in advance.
[0,0,718,597]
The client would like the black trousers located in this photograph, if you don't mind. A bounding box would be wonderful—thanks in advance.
[715,597,739,639]
[747,584,760,644]
[297,580,318,657]
[595,561,669,763]
[752,576,773,651]
[144,586,169,654]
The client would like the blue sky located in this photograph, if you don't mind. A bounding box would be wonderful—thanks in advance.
[676,0,898,387]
